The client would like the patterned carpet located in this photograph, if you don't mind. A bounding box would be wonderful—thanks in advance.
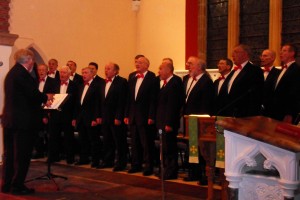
[0,160,221,200]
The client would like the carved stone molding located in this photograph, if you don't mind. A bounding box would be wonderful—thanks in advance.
[0,32,18,46]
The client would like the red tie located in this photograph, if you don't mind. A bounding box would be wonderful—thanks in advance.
[263,67,271,72]
[39,78,45,82]
[84,82,90,86]
[218,75,225,80]
[163,80,167,87]
[234,64,242,71]
[61,81,68,86]
[282,64,288,70]
[136,73,144,79]
[190,76,197,81]
[105,78,112,83]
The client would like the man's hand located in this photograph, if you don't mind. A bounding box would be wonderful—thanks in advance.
[96,118,102,125]
[114,119,121,126]
[42,117,48,124]
[46,93,55,101]
[148,119,154,125]
[165,125,173,132]
[72,120,76,127]
[124,118,129,125]
[91,120,97,126]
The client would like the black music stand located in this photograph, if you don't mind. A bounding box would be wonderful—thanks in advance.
[26,94,69,190]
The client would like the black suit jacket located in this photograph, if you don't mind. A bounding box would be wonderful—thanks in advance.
[2,63,48,129]
[156,75,184,130]
[267,62,300,122]
[182,73,214,115]
[262,67,281,117]
[125,71,158,125]
[52,80,78,122]
[39,77,57,93]
[74,79,102,126]
[72,73,84,85]
[213,73,234,116]
[226,62,264,117]
[100,76,128,124]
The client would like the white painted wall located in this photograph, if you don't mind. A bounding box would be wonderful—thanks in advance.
[0,45,14,162]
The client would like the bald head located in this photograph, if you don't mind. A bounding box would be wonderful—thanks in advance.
[261,49,276,67]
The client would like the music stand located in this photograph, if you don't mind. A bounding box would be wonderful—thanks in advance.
[25,94,69,190]
[158,129,165,200]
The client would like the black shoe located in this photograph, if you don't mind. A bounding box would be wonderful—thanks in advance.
[113,165,127,172]
[1,185,10,193]
[161,173,178,180]
[98,163,113,169]
[91,162,100,168]
[75,160,90,165]
[11,185,35,195]
[128,167,142,174]
[198,178,208,186]
[66,160,75,165]
[32,153,44,159]
[143,168,153,176]
[183,176,198,182]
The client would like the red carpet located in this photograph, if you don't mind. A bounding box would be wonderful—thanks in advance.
[0,160,221,199]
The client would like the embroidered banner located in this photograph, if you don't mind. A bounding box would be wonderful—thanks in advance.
[188,116,199,163]
[215,116,225,168]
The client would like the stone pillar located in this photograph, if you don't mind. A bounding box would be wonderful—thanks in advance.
[198,0,207,61]
[227,0,240,58]
[0,0,18,162]
[269,0,282,66]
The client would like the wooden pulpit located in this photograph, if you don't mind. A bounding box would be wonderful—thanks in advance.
[217,116,300,200]
[184,115,227,200]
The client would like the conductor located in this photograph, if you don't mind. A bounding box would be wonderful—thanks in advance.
[1,49,53,195]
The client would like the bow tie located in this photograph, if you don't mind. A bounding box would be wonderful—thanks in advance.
[61,81,68,86]
[48,71,55,75]
[162,80,167,87]
[84,82,90,86]
[282,64,288,70]
[105,78,112,83]
[218,75,225,80]
[234,64,242,71]
[39,78,45,82]
[136,73,144,79]
[263,67,271,72]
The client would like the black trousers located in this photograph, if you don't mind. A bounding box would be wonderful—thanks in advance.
[102,123,128,167]
[1,128,35,190]
[77,122,102,164]
[129,124,155,169]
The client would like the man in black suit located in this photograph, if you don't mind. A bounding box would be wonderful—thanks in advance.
[213,58,233,116]
[48,59,60,83]
[267,44,300,124]
[99,62,128,171]
[182,56,214,184]
[32,64,57,159]
[67,60,83,85]
[260,49,281,118]
[1,49,52,195]
[72,67,102,168]
[156,59,184,180]
[124,56,158,176]
[48,66,78,164]
[88,62,104,85]
[226,44,264,117]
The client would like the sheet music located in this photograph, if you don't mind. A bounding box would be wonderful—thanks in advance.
[44,93,68,110]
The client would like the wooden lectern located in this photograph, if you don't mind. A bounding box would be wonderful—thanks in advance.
[184,115,227,200]
[217,116,300,200]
